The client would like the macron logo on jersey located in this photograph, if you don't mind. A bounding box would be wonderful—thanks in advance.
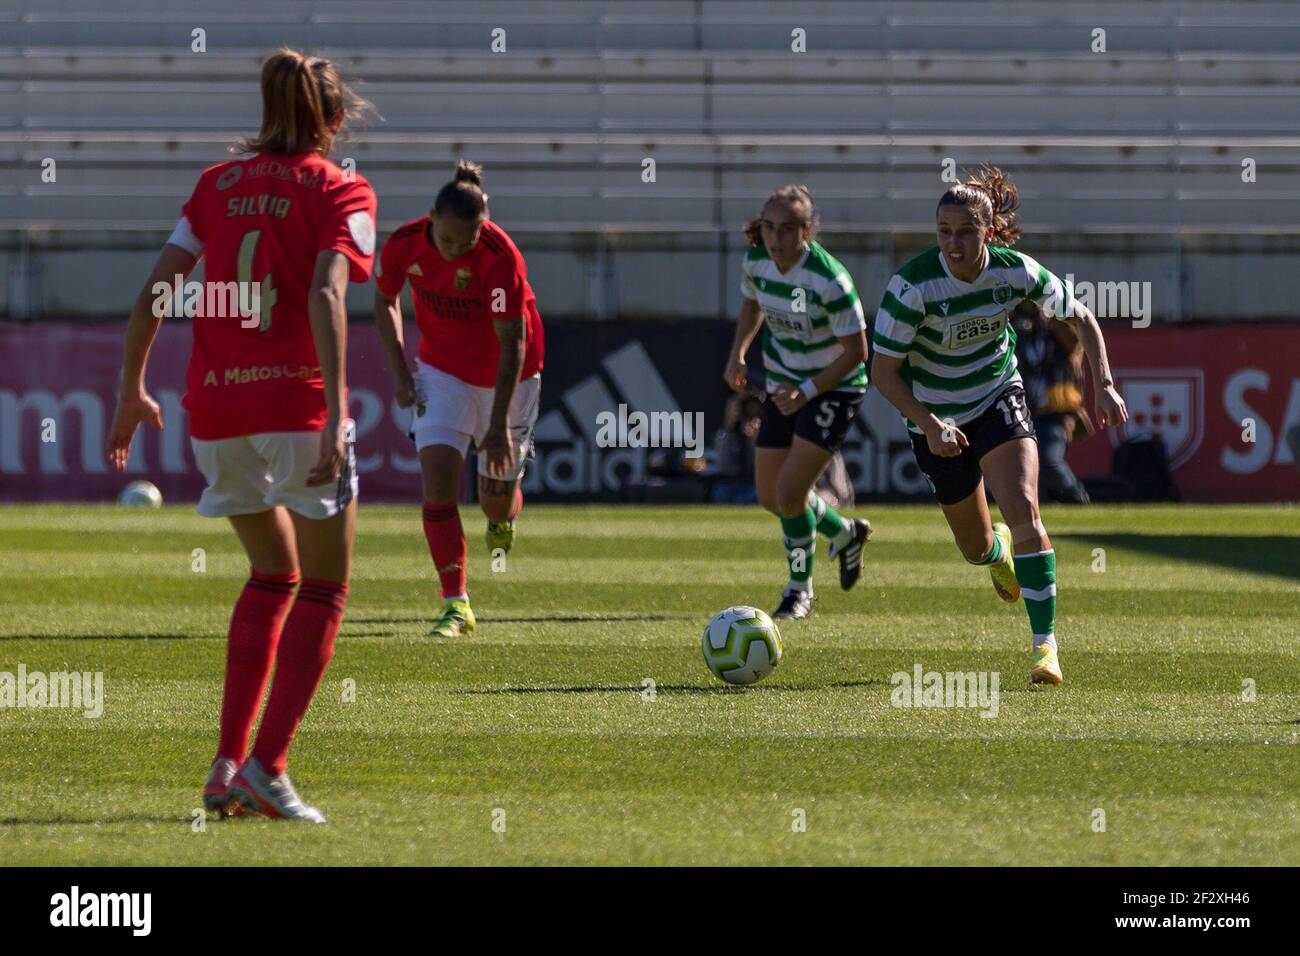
[407,263,423,276]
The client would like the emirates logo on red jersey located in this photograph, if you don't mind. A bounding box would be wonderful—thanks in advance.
[455,268,473,290]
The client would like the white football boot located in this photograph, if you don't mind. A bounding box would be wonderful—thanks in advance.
[227,756,327,824]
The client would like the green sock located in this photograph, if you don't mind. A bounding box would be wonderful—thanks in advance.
[968,533,1004,566]
[806,490,849,543]
[779,509,816,590]
[1015,549,1057,644]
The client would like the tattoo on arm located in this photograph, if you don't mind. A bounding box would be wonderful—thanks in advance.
[490,317,526,426]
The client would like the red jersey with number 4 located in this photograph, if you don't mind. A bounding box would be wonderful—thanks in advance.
[178,152,377,440]
[375,217,544,388]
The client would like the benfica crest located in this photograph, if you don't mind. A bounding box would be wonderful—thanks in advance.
[1110,368,1204,469]
[455,268,473,290]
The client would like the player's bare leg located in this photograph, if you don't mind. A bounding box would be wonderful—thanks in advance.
[937,482,994,561]
[754,445,789,516]
[420,443,476,638]
[938,481,1019,600]
[420,443,463,503]
[775,438,834,510]
[479,474,521,555]
[229,508,299,576]
[290,498,356,582]
[207,508,300,816]
[980,438,1061,685]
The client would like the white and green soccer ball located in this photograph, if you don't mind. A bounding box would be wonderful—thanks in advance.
[701,606,782,685]
[117,480,163,509]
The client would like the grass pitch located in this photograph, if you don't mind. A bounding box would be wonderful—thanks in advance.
[1,502,1297,866]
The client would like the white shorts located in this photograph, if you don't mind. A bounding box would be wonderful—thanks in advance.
[409,360,540,482]
[191,430,358,520]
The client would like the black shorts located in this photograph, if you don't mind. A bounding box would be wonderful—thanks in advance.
[909,384,1036,505]
[756,389,864,453]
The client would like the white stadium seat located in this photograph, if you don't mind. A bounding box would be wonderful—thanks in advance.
[0,0,1297,319]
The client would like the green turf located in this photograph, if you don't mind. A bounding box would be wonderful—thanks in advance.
[1,502,1297,865]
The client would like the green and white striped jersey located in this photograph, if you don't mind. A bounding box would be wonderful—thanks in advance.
[740,241,868,393]
[872,245,1075,432]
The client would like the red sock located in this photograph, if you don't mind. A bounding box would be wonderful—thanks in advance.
[251,579,348,776]
[422,500,467,598]
[216,570,299,763]
[510,485,523,521]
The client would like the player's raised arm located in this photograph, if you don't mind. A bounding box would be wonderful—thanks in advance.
[105,241,200,472]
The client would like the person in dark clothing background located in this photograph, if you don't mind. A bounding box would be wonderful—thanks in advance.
[711,390,763,503]
[1012,300,1094,503]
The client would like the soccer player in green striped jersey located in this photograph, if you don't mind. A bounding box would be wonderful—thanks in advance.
[871,165,1129,685]
[724,185,873,620]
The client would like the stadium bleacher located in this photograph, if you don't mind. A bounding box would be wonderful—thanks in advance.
[1,0,1298,320]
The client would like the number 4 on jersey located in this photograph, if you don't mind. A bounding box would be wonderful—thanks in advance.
[237,229,278,332]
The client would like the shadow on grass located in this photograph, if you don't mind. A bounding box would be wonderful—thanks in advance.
[0,633,203,642]
[5,617,698,642]
[346,613,695,626]
[1055,533,1300,583]
[0,813,192,827]
[452,678,886,695]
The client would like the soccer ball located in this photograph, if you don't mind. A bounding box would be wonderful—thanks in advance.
[117,480,163,509]
[701,606,782,685]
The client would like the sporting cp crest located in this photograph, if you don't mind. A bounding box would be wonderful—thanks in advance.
[992,280,1013,306]
[455,268,473,290]
[1110,369,1204,469]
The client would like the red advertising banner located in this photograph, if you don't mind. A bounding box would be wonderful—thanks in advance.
[0,321,1297,503]
[1064,325,1300,501]
[0,322,426,504]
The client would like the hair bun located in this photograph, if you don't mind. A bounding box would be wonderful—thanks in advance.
[454,159,484,187]
[435,159,490,219]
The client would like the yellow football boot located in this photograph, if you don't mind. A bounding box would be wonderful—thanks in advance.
[429,597,476,639]
[1031,641,1063,686]
[989,522,1021,603]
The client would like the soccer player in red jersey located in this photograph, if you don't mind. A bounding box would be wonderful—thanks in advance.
[105,49,378,822]
[374,160,545,638]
